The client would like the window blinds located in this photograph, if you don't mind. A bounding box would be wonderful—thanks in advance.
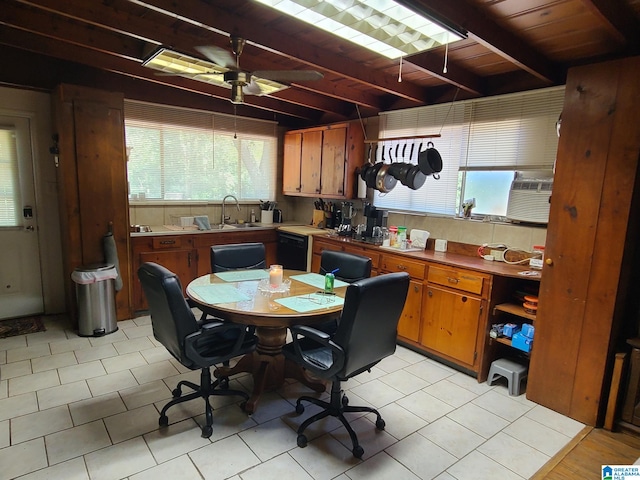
[0,127,19,226]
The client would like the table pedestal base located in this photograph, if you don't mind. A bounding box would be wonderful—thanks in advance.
[215,326,325,414]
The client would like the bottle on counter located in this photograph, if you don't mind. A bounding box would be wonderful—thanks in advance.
[389,226,398,247]
[250,209,256,223]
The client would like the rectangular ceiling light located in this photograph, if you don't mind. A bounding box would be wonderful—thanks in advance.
[142,47,289,96]
[253,0,464,59]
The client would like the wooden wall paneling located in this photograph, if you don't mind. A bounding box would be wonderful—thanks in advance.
[527,57,640,425]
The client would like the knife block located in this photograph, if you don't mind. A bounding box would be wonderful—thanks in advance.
[312,209,325,227]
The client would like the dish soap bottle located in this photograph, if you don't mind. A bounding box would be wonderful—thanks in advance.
[250,209,256,223]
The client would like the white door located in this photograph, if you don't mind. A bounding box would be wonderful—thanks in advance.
[0,115,43,319]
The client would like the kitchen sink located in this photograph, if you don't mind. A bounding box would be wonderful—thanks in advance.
[211,223,264,230]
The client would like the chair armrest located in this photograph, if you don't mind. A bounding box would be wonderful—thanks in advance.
[184,321,255,366]
[288,324,344,377]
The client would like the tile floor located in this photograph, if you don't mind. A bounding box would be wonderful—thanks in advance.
[0,314,585,480]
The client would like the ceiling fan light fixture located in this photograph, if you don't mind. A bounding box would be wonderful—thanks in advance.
[230,83,244,104]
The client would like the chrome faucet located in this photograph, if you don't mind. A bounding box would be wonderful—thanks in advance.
[221,195,240,224]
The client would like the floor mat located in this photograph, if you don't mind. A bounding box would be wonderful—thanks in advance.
[0,316,46,338]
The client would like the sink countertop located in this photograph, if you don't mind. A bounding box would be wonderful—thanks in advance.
[130,222,319,237]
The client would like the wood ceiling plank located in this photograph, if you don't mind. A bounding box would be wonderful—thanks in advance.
[404,0,560,83]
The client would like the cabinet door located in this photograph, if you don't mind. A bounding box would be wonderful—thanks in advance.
[422,285,481,367]
[137,250,196,308]
[320,126,347,197]
[397,279,422,342]
[283,132,302,194]
[300,130,323,195]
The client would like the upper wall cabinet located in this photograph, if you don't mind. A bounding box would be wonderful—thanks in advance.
[283,121,364,199]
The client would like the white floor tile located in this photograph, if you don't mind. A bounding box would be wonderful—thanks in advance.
[38,380,92,410]
[239,417,297,461]
[129,455,202,480]
[69,392,127,425]
[0,437,48,480]
[446,402,510,439]
[386,432,457,479]
[189,435,261,480]
[58,360,106,384]
[525,404,585,437]
[144,418,211,464]
[377,402,429,440]
[32,351,77,372]
[472,390,532,422]
[9,369,60,396]
[288,433,358,480]
[418,416,484,458]
[14,457,89,480]
[344,451,420,480]
[49,337,91,355]
[6,343,51,363]
[0,392,38,421]
[130,360,180,384]
[379,369,429,395]
[101,351,148,373]
[113,336,155,355]
[1,359,31,379]
[45,420,111,465]
[241,452,314,480]
[122,324,154,339]
[504,416,573,457]
[349,379,404,409]
[120,379,172,410]
[404,360,455,384]
[396,390,455,423]
[140,346,173,364]
[74,343,118,363]
[0,420,8,448]
[86,369,138,396]
[477,431,549,478]
[445,450,523,480]
[423,379,479,408]
[103,404,161,444]
[11,405,73,444]
[85,436,156,480]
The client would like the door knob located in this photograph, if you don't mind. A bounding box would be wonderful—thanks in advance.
[545,258,553,266]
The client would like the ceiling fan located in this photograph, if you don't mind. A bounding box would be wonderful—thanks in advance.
[150,35,324,104]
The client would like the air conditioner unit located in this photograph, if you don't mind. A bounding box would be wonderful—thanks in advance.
[506,179,553,224]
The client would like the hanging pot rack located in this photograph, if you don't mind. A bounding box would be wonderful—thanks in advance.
[364,133,441,144]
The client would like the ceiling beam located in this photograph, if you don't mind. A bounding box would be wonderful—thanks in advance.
[128,0,430,104]
[402,0,560,83]
[580,0,640,48]
[13,0,378,113]
[405,50,485,95]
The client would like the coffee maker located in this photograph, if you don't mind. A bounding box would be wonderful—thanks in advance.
[363,203,388,243]
[337,201,356,236]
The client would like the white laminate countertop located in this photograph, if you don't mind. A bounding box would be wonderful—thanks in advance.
[277,225,334,236]
[130,222,330,237]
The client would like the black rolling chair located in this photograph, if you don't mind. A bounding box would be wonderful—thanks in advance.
[138,262,256,438]
[319,250,372,283]
[283,272,410,458]
[210,242,266,273]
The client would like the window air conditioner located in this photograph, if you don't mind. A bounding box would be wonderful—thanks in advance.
[506,179,553,224]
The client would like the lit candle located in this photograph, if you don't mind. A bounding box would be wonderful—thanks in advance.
[269,265,283,287]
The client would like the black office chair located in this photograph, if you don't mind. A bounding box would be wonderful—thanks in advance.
[283,272,410,458]
[138,262,256,438]
[210,242,266,273]
[319,250,372,283]
[317,250,372,334]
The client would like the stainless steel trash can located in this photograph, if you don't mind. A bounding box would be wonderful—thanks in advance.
[72,263,119,337]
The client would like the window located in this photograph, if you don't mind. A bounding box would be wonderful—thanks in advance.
[373,86,564,216]
[124,101,278,203]
[0,127,20,226]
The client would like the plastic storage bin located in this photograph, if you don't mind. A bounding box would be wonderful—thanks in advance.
[72,263,119,337]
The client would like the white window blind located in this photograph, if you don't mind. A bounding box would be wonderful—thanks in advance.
[374,86,564,215]
[124,100,277,202]
[464,87,565,170]
[0,127,20,226]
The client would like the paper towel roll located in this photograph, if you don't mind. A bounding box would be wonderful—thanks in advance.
[357,175,367,199]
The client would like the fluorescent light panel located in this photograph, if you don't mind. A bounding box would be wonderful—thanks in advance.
[143,48,289,96]
[253,0,463,59]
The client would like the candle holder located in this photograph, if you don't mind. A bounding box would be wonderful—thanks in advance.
[269,264,283,287]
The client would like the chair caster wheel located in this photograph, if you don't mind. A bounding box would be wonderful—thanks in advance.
[219,377,229,389]
[297,434,308,448]
[295,403,305,414]
[376,418,386,430]
[159,415,168,427]
[342,395,349,406]
[172,388,181,398]
[353,445,364,458]
[201,425,213,438]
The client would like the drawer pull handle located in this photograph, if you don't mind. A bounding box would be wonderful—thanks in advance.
[160,240,176,245]
[447,277,459,284]
[397,264,406,270]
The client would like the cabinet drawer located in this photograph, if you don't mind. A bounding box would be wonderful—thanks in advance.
[427,265,484,295]
[152,236,183,249]
[380,254,425,279]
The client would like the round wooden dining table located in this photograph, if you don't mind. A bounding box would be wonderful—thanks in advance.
[186,269,346,414]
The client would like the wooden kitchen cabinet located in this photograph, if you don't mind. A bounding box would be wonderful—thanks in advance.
[380,253,426,343]
[421,265,489,372]
[283,122,364,199]
[131,229,278,311]
[52,84,132,321]
[311,236,380,275]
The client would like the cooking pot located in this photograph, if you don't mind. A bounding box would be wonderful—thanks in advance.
[388,163,426,190]
[418,141,443,177]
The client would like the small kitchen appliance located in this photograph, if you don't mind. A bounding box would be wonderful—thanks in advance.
[363,203,388,243]
[337,201,356,236]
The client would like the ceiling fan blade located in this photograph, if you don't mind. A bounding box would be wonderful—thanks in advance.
[195,45,236,69]
[243,80,265,96]
[252,70,324,82]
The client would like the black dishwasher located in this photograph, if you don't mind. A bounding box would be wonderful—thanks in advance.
[277,231,309,270]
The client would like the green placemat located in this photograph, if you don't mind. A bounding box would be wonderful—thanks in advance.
[275,293,344,313]
[214,269,269,282]
[190,284,251,304]
[289,272,348,290]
